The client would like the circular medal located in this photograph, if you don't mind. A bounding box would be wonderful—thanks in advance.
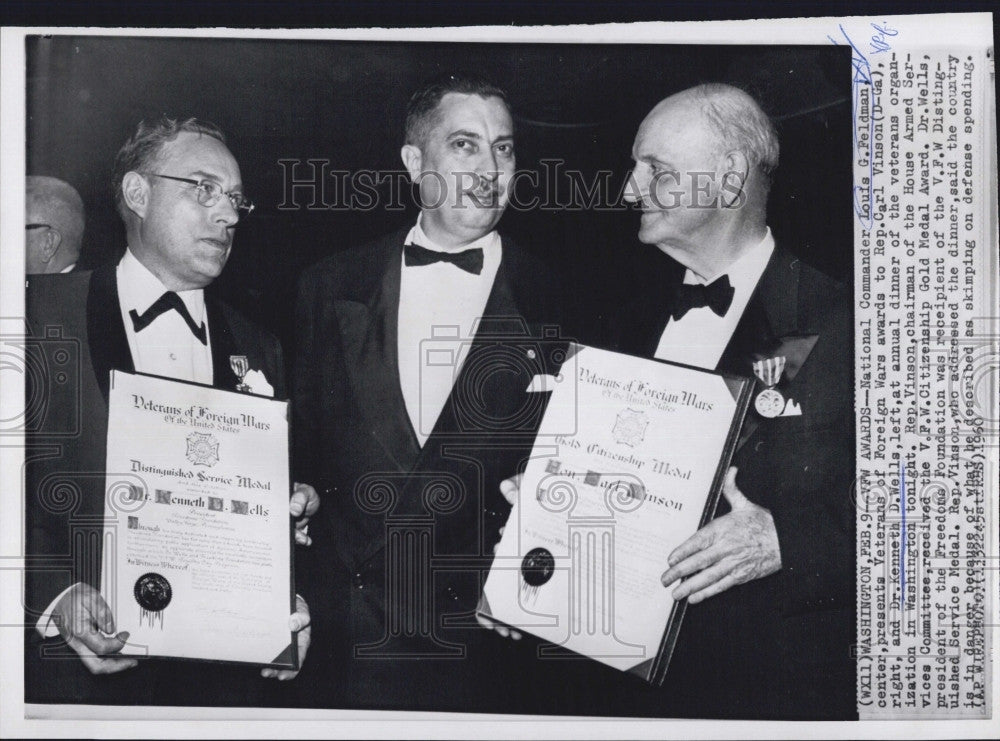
[134,572,172,612]
[754,388,786,418]
[521,547,555,587]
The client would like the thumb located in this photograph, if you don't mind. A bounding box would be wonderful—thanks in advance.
[289,487,306,517]
[499,474,523,506]
[721,467,748,509]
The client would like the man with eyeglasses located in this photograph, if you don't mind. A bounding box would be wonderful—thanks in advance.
[24,117,315,706]
[25,175,85,274]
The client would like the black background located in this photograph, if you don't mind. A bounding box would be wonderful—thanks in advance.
[25,35,852,347]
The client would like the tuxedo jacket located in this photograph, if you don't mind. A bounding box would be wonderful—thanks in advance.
[291,228,565,711]
[23,263,286,707]
[585,245,856,719]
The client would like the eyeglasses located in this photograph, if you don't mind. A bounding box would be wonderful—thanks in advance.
[26,223,51,230]
[149,173,254,215]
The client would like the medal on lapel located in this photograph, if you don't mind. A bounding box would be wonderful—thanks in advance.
[752,355,787,418]
[229,355,251,393]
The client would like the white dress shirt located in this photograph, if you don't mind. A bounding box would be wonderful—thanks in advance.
[397,216,502,446]
[117,248,213,385]
[654,228,775,370]
[36,249,215,637]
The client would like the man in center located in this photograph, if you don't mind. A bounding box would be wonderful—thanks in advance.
[293,73,561,710]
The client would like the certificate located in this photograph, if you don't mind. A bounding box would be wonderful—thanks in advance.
[480,344,752,684]
[100,370,296,668]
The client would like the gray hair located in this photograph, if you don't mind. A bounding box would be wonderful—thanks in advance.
[25,175,85,251]
[111,116,227,219]
[694,83,779,178]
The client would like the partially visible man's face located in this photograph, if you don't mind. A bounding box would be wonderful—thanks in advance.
[133,131,242,290]
[406,93,514,247]
[24,201,51,273]
[624,94,729,261]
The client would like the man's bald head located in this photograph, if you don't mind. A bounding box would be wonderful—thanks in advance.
[625,84,778,278]
[25,176,85,274]
[648,83,779,185]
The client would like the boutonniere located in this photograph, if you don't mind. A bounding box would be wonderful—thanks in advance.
[751,334,818,419]
[229,355,275,397]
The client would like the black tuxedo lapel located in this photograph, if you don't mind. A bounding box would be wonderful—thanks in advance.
[336,241,422,473]
[205,293,242,392]
[419,249,524,449]
[86,263,134,401]
[716,249,799,378]
[636,248,811,451]
[86,263,260,397]
[715,248,806,451]
[715,248,801,379]
[408,247,548,556]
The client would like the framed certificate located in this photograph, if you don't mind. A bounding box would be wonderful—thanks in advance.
[100,370,297,668]
[479,343,753,684]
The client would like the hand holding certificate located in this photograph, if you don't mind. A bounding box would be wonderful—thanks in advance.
[100,371,298,669]
[479,344,752,684]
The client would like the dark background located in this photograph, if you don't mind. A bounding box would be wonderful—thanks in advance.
[26,36,852,347]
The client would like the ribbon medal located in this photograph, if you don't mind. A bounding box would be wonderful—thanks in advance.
[230,355,251,393]
[753,356,787,418]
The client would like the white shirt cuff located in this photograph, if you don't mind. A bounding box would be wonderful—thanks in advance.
[35,583,79,638]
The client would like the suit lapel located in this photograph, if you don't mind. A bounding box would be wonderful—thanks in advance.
[354,242,536,563]
[87,263,133,400]
[419,245,525,450]
[205,294,242,392]
[87,261,253,396]
[716,249,797,376]
[716,248,804,450]
[336,241,422,473]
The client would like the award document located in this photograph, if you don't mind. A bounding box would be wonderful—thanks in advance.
[480,344,752,684]
[100,370,296,668]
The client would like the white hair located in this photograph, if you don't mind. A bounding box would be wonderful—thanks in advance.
[693,83,779,177]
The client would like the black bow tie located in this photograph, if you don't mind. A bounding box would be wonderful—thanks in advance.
[129,291,207,345]
[668,275,735,321]
[404,242,484,275]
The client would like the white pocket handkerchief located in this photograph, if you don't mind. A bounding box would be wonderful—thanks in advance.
[780,398,803,417]
[243,369,274,397]
[526,374,561,393]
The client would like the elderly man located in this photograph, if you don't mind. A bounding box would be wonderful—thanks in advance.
[600,83,855,719]
[491,83,855,719]
[25,175,85,274]
[293,73,561,711]
[25,117,316,706]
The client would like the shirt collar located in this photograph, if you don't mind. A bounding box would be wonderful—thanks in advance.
[118,248,206,323]
[405,213,500,255]
[684,227,775,293]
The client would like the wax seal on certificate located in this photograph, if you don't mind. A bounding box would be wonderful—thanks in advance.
[134,572,172,611]
[754,388,786,418]
[521,547,555,587]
